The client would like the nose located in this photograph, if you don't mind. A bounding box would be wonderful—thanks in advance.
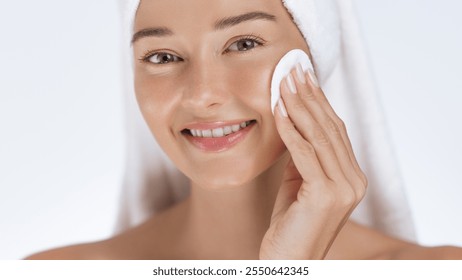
[181,60,230,114]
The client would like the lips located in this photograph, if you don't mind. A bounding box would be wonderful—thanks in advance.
[181,120,256,152]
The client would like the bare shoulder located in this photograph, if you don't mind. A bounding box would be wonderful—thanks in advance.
[326,220,416,259]
[25,211,177,260]
[24,215,170,260]
[327,220,462,259]
[24,240,113,260]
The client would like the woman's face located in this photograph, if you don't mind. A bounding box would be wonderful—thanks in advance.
[133,0,310,190]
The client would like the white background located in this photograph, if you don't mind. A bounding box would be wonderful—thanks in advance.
[0,0,461,260]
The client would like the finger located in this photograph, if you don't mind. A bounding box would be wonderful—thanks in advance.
[280,73,344,182]
[291,66,364,191]
[304,70,367,187]
[274,98,326,184]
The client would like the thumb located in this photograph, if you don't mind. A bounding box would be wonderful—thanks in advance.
[271,158,303,221]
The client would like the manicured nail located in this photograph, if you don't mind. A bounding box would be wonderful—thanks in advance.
[286,73,297,94]
[307,69,319,88]
[278,98,288,117]
[295,63,306,84]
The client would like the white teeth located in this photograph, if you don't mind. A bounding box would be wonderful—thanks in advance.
[212,128,224,137]
[202,130,212,138]
[223,126,232,135]
[188,121,254,138]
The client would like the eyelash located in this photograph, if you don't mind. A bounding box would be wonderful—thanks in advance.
[139,34,267,65]
[223,34,266,54]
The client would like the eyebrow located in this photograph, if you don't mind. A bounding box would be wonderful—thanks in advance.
[131,11,277,44]
[214,11,277,30]
[131,27,173,43]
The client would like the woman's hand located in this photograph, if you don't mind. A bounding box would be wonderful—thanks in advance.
[260,65,368,259]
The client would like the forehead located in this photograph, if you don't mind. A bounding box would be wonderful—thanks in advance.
[134,0,290,30]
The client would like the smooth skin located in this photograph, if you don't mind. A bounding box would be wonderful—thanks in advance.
[26,0,462,260]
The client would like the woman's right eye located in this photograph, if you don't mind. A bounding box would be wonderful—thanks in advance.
[144,52,183,64]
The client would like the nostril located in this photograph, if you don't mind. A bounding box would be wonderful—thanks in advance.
[181,81,228,110]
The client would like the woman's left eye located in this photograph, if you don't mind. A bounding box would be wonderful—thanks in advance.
[227,37,264,52]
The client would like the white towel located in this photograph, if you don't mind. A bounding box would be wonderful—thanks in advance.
[115,0,416,241]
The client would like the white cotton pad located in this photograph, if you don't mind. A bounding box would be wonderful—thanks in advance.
[270,49,314,114]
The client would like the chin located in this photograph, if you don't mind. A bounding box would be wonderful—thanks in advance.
[188,149,287,192]
[191,169,257,192]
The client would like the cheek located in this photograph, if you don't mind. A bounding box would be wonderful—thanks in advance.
[134,73,179,145]
[227,58,274,116]
[200,58,286,184]
[228,57,281,147]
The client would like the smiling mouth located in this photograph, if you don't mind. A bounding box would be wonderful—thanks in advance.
[181,120,257,138]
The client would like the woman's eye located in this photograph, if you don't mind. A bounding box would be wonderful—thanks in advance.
[227,38,261,52]
[146,52,182,64]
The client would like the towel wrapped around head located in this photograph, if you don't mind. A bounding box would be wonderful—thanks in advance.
[116,0,416,241]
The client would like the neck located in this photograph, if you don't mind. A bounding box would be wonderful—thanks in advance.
[183,151,290,259]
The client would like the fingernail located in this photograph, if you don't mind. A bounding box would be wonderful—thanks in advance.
[307,69,319,88]
[278,98,288,117]
[295,63,306,84]
[286,73,297,94]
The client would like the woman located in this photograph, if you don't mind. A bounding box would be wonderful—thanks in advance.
[27,0,462,259]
